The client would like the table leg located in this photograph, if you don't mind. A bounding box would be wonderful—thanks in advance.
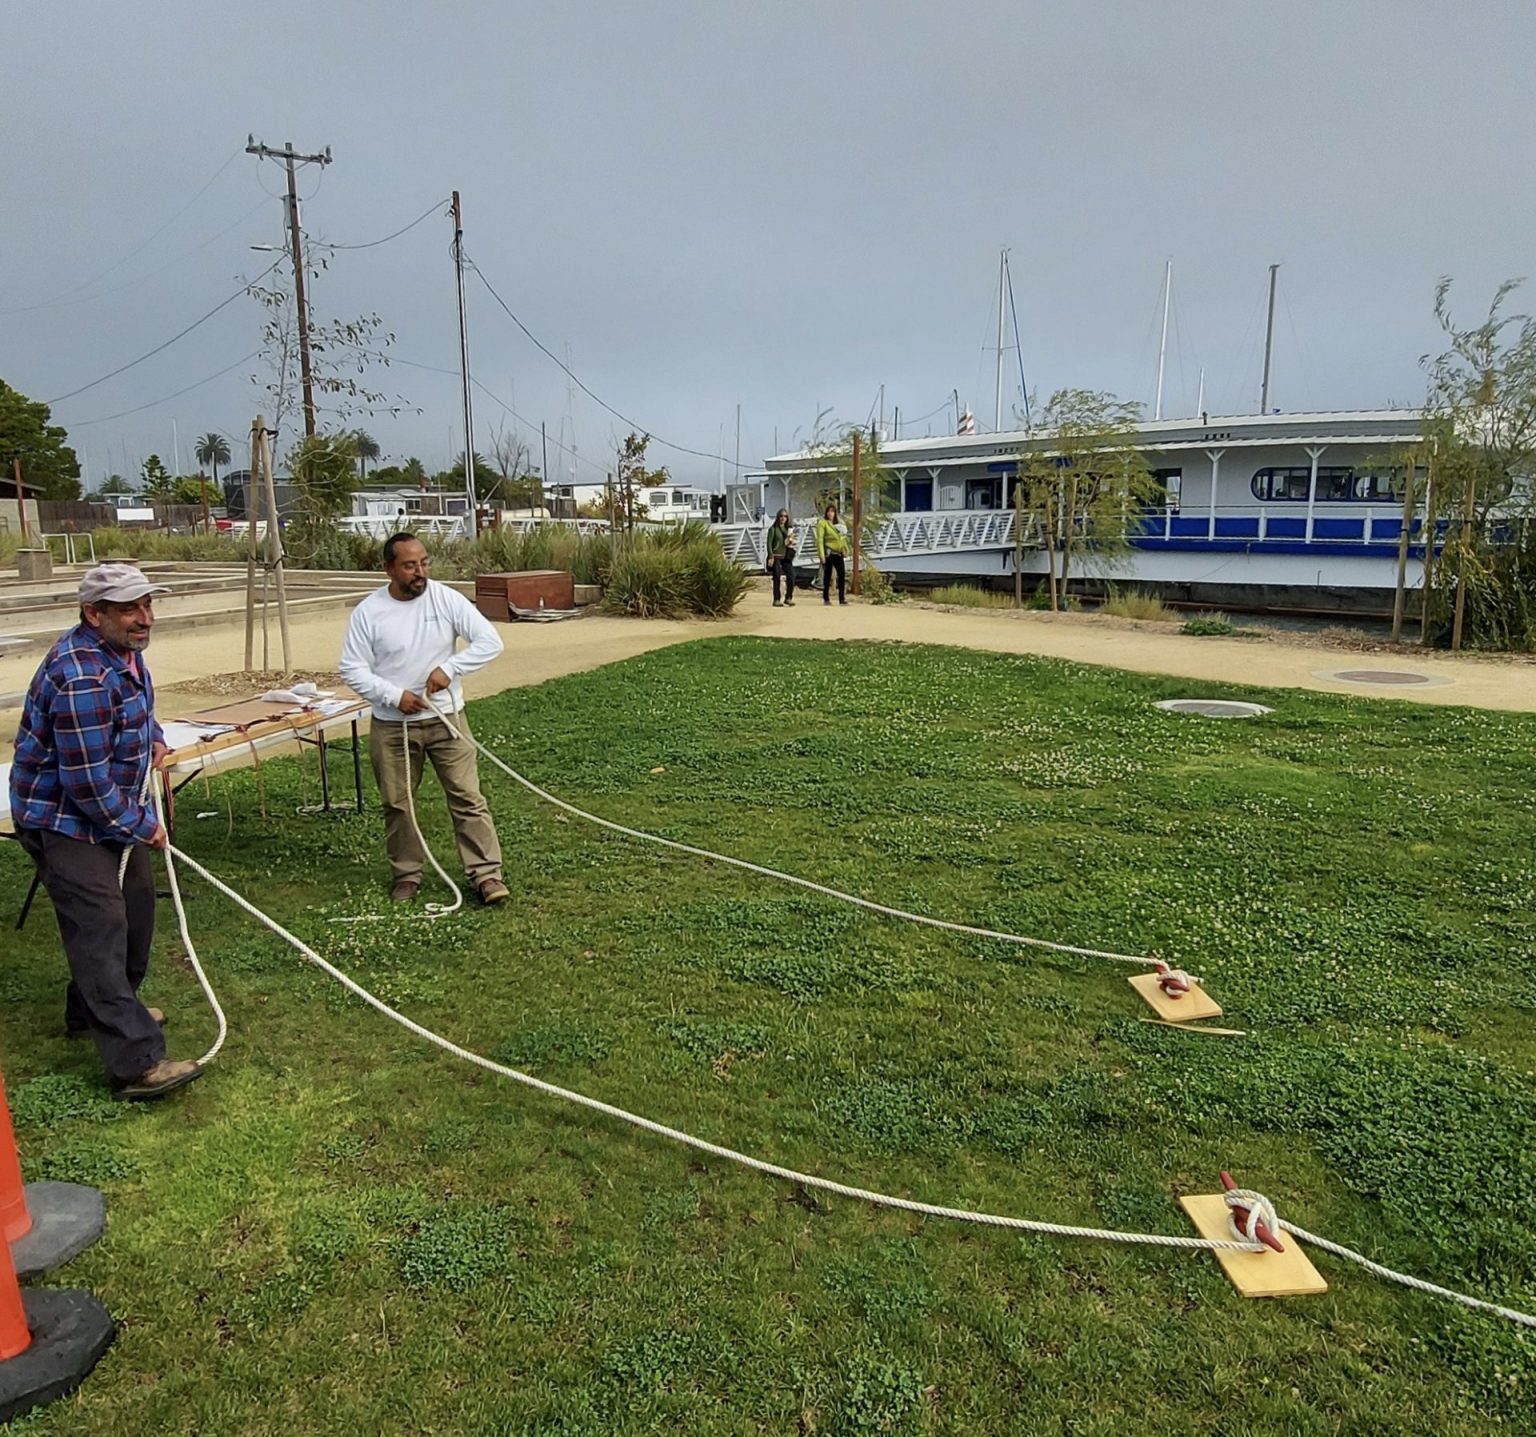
[317,727,333,811]
[16,871,41,931]
[351,719,364,812]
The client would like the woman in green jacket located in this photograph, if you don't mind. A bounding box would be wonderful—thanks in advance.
[766,509,797,606]
[814,503,850,605]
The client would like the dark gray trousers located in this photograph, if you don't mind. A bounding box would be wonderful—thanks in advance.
[16,827,165,1082]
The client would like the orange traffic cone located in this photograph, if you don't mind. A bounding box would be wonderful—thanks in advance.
[0,1077,30,1246]
[0,1236,29,1363]
[0,1074,105,1282]
[0,1216,115,1420]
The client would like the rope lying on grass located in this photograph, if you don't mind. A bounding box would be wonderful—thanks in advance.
[159,832,1536,1331]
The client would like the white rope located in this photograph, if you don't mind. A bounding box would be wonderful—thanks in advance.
[461,729,1164,971]
[162,837,1536,1329]
[160,839,1252,1254]
[328,706,463,923]
[155,785,228,1066]
[113,768,228,1065]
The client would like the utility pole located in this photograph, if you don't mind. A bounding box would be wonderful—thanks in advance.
[850,430,862,596]
[1390,448,1417,643]
[1258,262,1279,415]
[450,191,477,531]
[246,137,332,437]
[540,421,548,515]
[13,457,28,541]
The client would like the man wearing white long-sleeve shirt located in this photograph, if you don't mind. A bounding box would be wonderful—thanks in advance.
[338,534,510,905]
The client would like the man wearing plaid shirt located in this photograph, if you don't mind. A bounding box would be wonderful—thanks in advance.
[10,564,203,1100]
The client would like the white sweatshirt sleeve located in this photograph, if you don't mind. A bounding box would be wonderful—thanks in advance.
[439,587,504,680]
[338,600,406,712]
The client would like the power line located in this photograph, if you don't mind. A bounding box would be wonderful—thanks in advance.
[467,258,746,469]
[2,198,271,316]
[45,258,283,405]
[67,351,261,427]
[316,198,451,251]
[323,338,610,477]
[5,147,244,312]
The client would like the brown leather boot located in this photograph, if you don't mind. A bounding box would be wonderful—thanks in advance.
[477,878,510,906]
[390,878,422,903]
[113,1059,202,1101]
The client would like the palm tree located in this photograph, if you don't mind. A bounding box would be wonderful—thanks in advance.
[353,430,381,480]
[194,432,231,489]
[401,456,427,490]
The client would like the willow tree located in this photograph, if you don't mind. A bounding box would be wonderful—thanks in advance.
[1013,390,1157,610]
[1420,279,1536,651]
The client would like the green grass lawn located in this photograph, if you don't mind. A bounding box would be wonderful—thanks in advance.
[3,636,1534,1435]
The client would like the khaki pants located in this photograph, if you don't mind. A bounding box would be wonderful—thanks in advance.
[368,711,503,886]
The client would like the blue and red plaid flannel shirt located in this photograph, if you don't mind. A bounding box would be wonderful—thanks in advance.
[9,623,164,845]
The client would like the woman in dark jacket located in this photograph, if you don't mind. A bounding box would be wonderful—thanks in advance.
[766,509,797,606]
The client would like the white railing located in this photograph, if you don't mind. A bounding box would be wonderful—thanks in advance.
[40,532,97,565]
[715,511,1028,568]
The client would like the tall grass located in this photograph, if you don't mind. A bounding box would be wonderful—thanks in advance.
[1099,587,1174,622]
[925,583,1016,609]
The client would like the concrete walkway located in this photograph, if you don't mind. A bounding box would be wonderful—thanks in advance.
[3,585,1533,748]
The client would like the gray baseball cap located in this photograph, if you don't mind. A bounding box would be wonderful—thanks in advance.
[78,563,171,606]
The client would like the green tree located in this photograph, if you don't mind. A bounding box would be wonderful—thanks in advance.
[613,432,662,529]
[401,456,427,489]
[173,475,211,506]
[441,452,500,502]
[194,431,231,490]
[0,378,81,499]
[287,432,360,523]
[140,454,175,501]
[1013,390,1158,611]
[1419,278,1536,650]
[353,429,380,479]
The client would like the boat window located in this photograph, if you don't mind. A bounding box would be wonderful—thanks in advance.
[672,490,686,504]
[904,477,934,512]
[648,490,668,505]
[1251,466,1361,501]
[1153,468,1182,508]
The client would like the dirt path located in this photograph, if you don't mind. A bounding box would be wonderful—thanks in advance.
[4,585,1534,749]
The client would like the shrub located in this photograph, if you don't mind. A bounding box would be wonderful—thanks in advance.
[602,527,748,618]
[1181,614,1235,636]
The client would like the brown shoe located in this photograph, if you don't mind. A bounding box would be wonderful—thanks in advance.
[390,878,422,903]
[477,878,510,906]
[113,1059,202,1101]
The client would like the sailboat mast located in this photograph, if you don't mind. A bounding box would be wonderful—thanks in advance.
[993,247,1006,432]
[1154,258,1171,421]
[1259,263,1279,414]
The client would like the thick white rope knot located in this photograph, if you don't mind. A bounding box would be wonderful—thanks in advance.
[1224,1186,1281,1249]
[1154,961,1195,998]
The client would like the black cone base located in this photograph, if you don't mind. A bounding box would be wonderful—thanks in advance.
[11,1183,106,1281]
[0,1288,115,1422]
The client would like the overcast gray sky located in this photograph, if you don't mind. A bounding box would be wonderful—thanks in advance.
[4,0,1533,490]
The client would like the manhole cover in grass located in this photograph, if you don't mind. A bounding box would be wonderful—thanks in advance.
[1154,699,1273,719]
[1332,669,1432,686]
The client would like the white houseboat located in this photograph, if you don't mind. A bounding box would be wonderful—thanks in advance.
[724,409,1429,612]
